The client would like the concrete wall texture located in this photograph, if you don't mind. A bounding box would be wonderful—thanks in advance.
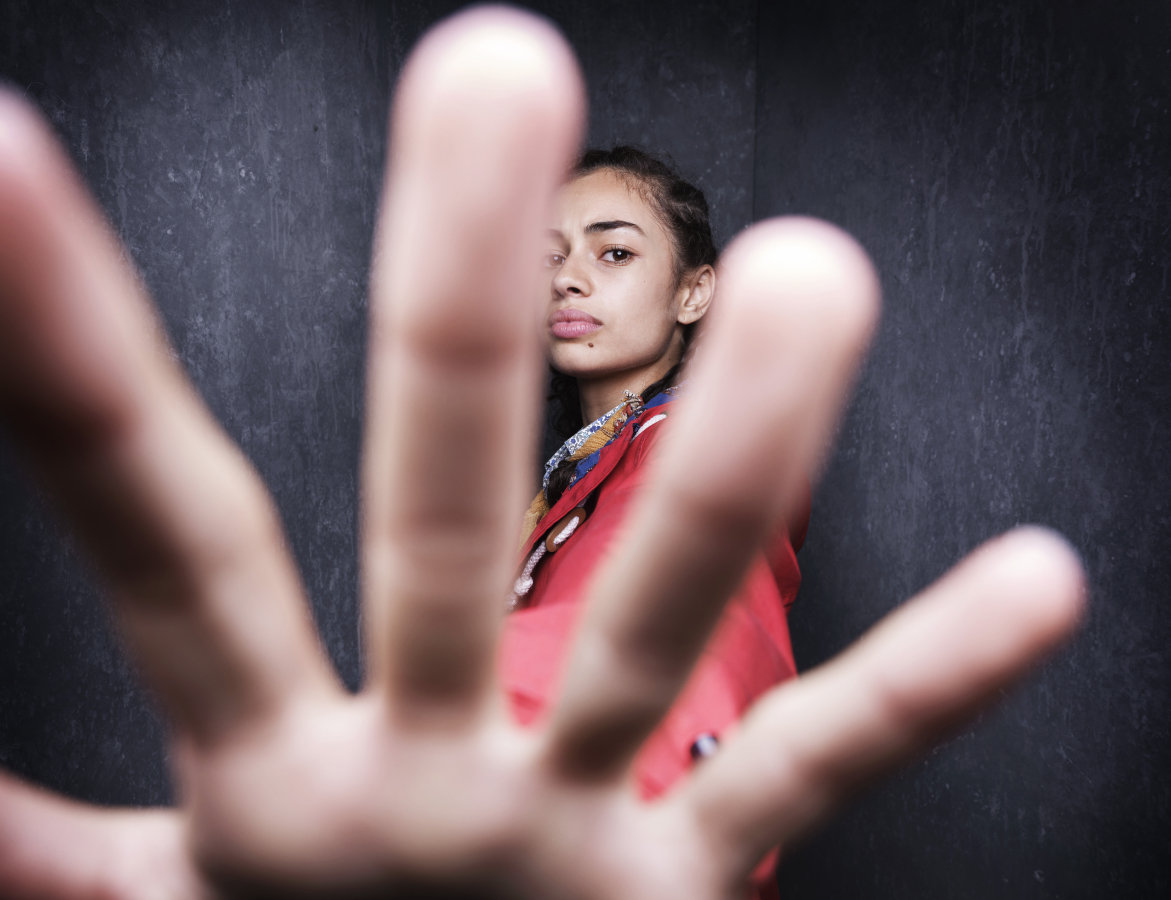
[1,1,1167,896]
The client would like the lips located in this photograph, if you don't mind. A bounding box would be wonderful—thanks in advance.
[549,308,602,339]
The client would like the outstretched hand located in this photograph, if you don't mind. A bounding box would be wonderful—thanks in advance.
[0,7,1084,899]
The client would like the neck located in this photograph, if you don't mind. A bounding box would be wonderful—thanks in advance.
[577,353,680,424]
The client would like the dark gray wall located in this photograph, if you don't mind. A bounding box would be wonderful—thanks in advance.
[0,0,1167,896]
[757,2,1170,897]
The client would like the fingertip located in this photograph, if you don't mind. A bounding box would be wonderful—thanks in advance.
[0,86,40,132]
[397,5,586,141]
[0,91,98,244]
[0,89,57,182]
[982,525,1088,641]
[719,216,882,350]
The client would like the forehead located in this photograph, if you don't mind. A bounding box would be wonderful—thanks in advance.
[556,169,668,242]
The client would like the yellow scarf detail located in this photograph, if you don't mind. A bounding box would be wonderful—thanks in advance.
[518,403,632,549]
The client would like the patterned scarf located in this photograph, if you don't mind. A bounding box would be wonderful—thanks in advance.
[519,386,680,549]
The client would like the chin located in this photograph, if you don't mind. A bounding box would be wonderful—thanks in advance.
[548,344,612,379]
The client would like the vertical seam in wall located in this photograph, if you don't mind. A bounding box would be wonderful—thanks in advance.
[751,0,761,224]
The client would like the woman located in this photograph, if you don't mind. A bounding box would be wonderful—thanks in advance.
[500,148,810,900]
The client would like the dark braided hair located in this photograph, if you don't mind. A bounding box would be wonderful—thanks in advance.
[545,147,718,505]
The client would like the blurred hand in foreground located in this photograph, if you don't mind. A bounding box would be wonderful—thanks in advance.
[0,7,1084,899]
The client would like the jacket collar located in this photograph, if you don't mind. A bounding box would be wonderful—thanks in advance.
[517,394,677,562]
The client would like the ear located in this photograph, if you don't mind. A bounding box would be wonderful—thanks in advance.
[676,264,715,325]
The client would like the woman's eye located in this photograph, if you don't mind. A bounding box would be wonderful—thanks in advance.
[546,252,565,267]
[601,248,633,264]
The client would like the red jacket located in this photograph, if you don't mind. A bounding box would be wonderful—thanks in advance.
[500,398,809,897]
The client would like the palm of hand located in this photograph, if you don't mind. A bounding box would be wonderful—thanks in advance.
[0,8,1083,900]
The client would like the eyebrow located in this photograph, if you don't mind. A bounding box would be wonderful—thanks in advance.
[545,220,647,243]
[585,220,646,236]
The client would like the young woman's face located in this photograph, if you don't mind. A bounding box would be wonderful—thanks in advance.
[543,169,686,381]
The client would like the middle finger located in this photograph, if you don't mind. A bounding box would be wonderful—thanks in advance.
[361,9,585,726]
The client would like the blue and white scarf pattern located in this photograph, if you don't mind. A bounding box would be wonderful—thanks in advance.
[541,399,629,494]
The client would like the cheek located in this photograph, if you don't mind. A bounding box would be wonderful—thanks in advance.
[608,286,677,354]
[604,308,663,359]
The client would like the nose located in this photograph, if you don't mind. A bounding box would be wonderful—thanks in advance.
[552,251,591,299]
